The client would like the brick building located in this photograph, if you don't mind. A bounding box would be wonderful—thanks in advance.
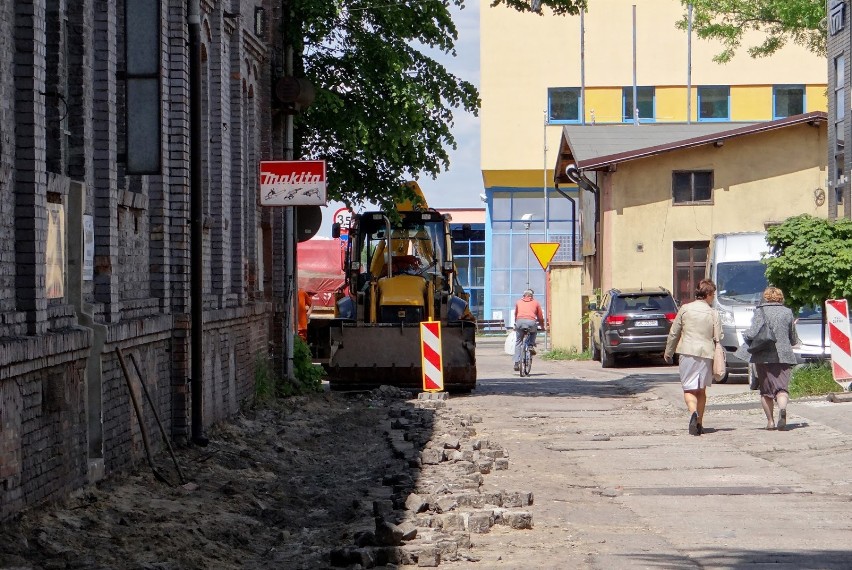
[828,0,852,219]
[0,0,281,519]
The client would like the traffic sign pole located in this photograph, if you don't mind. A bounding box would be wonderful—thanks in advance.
[529,243,560,352]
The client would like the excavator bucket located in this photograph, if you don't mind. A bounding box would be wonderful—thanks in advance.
[324,321,476,392]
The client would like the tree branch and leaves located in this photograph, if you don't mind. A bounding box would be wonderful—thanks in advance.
[489,0,586,16]
[285,0,586,209]
[676,0,826,63]
[283,0,479,209]
[763,214,852,314]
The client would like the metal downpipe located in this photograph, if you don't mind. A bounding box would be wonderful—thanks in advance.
[188,0,207,446]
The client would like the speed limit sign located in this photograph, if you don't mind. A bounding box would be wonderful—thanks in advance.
[333,207,353,235]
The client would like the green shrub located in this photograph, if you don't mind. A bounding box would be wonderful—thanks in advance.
[252,336,325,403]
[292,334,324,393]
[253,352,277,404]
[790,362,842,399]
[541,347,591,361]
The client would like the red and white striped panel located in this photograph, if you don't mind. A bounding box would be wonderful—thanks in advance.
[420,321,444,392]
[826,299,852,383]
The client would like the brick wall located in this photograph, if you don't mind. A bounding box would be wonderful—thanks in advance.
[0,0,277,520]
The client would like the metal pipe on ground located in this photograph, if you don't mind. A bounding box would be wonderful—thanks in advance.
[128,352,187,485]
[116,347,172,486]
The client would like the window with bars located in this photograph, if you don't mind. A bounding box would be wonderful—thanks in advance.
[672,171,713,204]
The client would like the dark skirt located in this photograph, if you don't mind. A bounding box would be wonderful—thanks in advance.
[754,363,793,397]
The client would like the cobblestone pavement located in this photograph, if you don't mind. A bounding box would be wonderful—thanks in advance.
[440,337,852,569]
[3,337,852,569]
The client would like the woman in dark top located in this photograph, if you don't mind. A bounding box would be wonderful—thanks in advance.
[734,287,800,430]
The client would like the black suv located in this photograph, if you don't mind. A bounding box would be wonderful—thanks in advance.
[589,287,678,368]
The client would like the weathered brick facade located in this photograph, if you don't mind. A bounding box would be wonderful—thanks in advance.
[0,0,277,520]
[828,0,852,219]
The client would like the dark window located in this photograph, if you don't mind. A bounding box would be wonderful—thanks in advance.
[698,86,730,121]
[611,294,676,313]
[673,171,713,204]
[773,85,804,118]
[622,86,655,122]
[673,241,709,304]
[548,87,581,123]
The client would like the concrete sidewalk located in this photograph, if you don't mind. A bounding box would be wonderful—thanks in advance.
[443,339,852,569]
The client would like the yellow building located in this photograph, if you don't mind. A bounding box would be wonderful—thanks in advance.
[479,0,827,324]
[554,112,828,302]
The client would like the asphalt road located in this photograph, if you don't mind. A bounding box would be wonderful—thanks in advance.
[439,336,852,569]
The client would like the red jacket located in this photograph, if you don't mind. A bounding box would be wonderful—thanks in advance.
[515,298,543,323]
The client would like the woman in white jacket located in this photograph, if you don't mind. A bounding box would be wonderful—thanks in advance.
[664,279,722,436]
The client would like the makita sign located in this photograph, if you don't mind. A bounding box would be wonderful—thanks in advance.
[259,160,327,206]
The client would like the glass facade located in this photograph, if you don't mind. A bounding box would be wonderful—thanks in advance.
[451,224,486,319]
[486,189,578,325]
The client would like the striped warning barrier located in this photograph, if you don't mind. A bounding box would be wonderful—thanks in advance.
[826,299,852,387]
[420,321,444,392]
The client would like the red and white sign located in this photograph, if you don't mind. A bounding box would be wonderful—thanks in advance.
[259,160,327,206]
[333,207,353,234]
[826,299,852,386]
[420,321,444,392]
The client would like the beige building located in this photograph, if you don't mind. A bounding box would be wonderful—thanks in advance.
[479,0,828,351]
[554,112,828,305]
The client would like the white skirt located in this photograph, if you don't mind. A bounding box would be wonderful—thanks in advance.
[678,354,713,391]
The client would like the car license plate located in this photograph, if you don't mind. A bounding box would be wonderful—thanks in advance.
[636,320,657,327]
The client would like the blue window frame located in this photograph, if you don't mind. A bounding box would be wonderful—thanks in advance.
[622,86,655,123]
[548,87,581,124]
[697,86,730,122]
[486,189,578,323]
[773,85,805,119]
[451,224,486,319]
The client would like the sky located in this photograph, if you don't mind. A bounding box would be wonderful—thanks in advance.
[314,1,482,238]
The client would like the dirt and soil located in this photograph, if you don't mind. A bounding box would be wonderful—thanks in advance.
[0,388,444,570]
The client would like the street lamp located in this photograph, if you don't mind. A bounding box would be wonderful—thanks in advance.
[521,213,534,289]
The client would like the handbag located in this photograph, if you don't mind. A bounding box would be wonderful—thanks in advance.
[745,307,776,354]
[712,311,726,381]
[713,343,726,381]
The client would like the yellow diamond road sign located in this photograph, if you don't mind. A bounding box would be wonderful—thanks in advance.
[530,242,560,270]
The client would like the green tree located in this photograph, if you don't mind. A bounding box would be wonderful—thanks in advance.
[490,0,586,16]
[763,214,852,314]
[288,0,586,208]
[676,0,826,63]
[289,0,476,208]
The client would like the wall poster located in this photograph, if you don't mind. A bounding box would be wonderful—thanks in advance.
[46,203,65,299]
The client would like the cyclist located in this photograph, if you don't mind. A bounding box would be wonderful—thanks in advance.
[513,289,544,371]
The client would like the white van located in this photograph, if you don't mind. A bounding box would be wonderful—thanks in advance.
[707,232,829,380]
[707,232,770,378]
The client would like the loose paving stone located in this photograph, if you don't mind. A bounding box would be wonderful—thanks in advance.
[318,388,538,566]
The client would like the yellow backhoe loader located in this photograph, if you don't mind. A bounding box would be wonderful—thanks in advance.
[308,184,477,392]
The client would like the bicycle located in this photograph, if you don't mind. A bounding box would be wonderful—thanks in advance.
[516,325,535,377]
